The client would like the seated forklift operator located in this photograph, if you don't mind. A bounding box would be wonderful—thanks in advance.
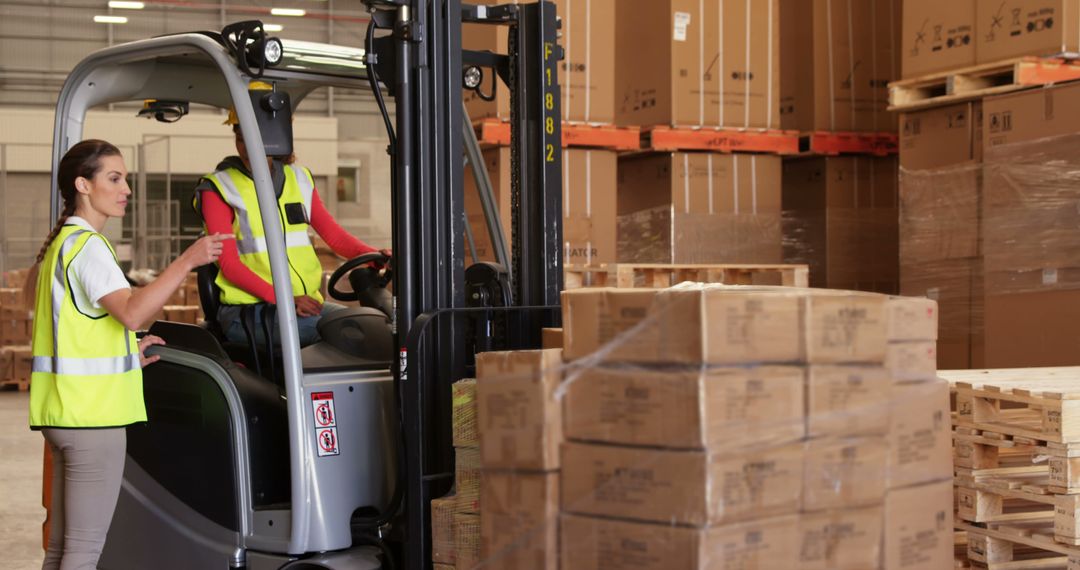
[193,108,388,347]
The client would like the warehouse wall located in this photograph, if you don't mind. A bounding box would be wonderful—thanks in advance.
[0,1,395,271]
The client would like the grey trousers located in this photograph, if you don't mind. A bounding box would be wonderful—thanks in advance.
[41,428,126,570]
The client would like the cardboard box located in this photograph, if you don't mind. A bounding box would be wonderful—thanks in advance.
[886,341,937,382]
[452,379,478,448]
[888,381,952,489]
[984,290,1080,367]
[807,365,891,438]
[455,446,481,514]
[901,0,976,78]
[0,347,13,381]
[976,0,1080,64]
[885,296,939,342]
[10,346,31,381]
[782,156,899,293]
[480,470,559,570]
[900,257,985,369]
[454,512,481,569]
[0,288,25,309]
[799,506,885,570]
[563,365,805,450]
[540,328,562,350]
[560,441,803,526]
[899,102,983,170]
[560,286,802,364]
[162,305,200,325]
[463,0,615,124]
[781,0,902,132]
[0,315,30,346]
[465,147,617,266]
[617,153,782,265]
[561,286,889,365]
[803,437,887,511]
[615,0,780,129]
[561,513,801,570]
[476,349,563,471]
[431,496,457,565]
[885,480,954,570]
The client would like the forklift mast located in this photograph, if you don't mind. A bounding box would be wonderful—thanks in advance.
[363,1,563,568]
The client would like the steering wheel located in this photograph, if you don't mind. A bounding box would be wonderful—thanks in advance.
[327,251,392,302]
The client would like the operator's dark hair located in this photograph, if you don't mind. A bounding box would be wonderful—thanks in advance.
[34,139,123,264]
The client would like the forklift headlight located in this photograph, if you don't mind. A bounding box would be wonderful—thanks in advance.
[463,66,483,90]
[264,37,284,65]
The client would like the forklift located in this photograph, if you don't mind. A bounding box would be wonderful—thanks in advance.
[46,1,563,568]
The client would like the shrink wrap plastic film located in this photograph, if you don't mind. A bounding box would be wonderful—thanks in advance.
[781,208,899,293]
[616,209,784,265]
[440,283,953,570]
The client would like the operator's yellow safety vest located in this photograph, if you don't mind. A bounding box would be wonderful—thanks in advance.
[29,225,145,428]
[199,164,324,305]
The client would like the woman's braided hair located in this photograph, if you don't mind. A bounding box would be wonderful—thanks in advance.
[34,139,122,264]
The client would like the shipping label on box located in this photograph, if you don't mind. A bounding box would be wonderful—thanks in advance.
[476,349,564,470]
[563,364,805,450]
[885,480,953,570]
[803,436,888,511]
[561,441,803,526]
[808,365,892,437]
[976,0,1080,64]
[888,380,952,489]
[901,0,976,78]
[800,506,885,570]
[561,513,800,570]
[481,470,559,570]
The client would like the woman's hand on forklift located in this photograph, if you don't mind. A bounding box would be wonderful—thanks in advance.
[138,334,166,367]
[294,295,322,318]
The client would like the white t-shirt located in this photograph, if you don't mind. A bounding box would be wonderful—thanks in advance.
[65,216,130,314]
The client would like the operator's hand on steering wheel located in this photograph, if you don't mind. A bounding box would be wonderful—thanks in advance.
[378,248,393,261]
[138,335,166,367]
[294,295,322,318]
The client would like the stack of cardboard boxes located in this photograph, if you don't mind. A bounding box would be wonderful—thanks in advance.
[458,284,955,569]
[614,0,784,266]
[462,0,620,267]
[476,349,562,570]
[896,0,1080,369]
[557,285,953,570]
[1,271,34,390]
[779,0,902,294]
[432,379,483,569]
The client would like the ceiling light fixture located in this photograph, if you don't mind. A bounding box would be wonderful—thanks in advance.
[270,8,305,17]
[264,23,284,32]
[93,15,129,23]
[107,1,145,9]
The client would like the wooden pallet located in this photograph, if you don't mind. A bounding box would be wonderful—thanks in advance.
[563,263,810,290]
[955,472,1080,546]
[959,522,1080,569]
[473,119,641,151]
[798,131,898,156]
[943,368,1080,444]
[641,126,800,154]
[889,56,1080,111]
[0,378,28,391]
[954,426,1080,495]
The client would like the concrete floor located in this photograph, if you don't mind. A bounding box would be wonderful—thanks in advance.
[0,390,45,570]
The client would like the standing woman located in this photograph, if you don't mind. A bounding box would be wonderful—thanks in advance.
[29,139,229,570]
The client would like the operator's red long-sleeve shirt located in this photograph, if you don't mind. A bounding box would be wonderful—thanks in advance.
[201,188,377,303]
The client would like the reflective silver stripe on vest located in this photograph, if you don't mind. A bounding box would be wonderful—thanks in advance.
[32,353,140,376]
[51,230,90,369]
[290,164,315,212]
[236,230,313,255]
[212,171,256,245]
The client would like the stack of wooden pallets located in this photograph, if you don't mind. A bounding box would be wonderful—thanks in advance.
[945,367,1080,569]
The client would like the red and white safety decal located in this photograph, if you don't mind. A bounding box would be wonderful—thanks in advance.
[316,427,340,457]
[311,392,340,457]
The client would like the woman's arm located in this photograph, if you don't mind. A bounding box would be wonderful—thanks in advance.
[99,234,230,330]
[309,189,379,258]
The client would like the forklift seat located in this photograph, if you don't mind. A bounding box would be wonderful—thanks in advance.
[196,263,226,339]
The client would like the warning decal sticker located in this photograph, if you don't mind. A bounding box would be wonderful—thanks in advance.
[311,392,340,457]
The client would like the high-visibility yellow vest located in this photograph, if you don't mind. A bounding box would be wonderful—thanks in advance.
[29,225,145,428]
[199,164,324,305]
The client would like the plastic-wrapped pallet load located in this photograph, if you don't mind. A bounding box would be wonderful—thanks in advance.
[556,284,952,570]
